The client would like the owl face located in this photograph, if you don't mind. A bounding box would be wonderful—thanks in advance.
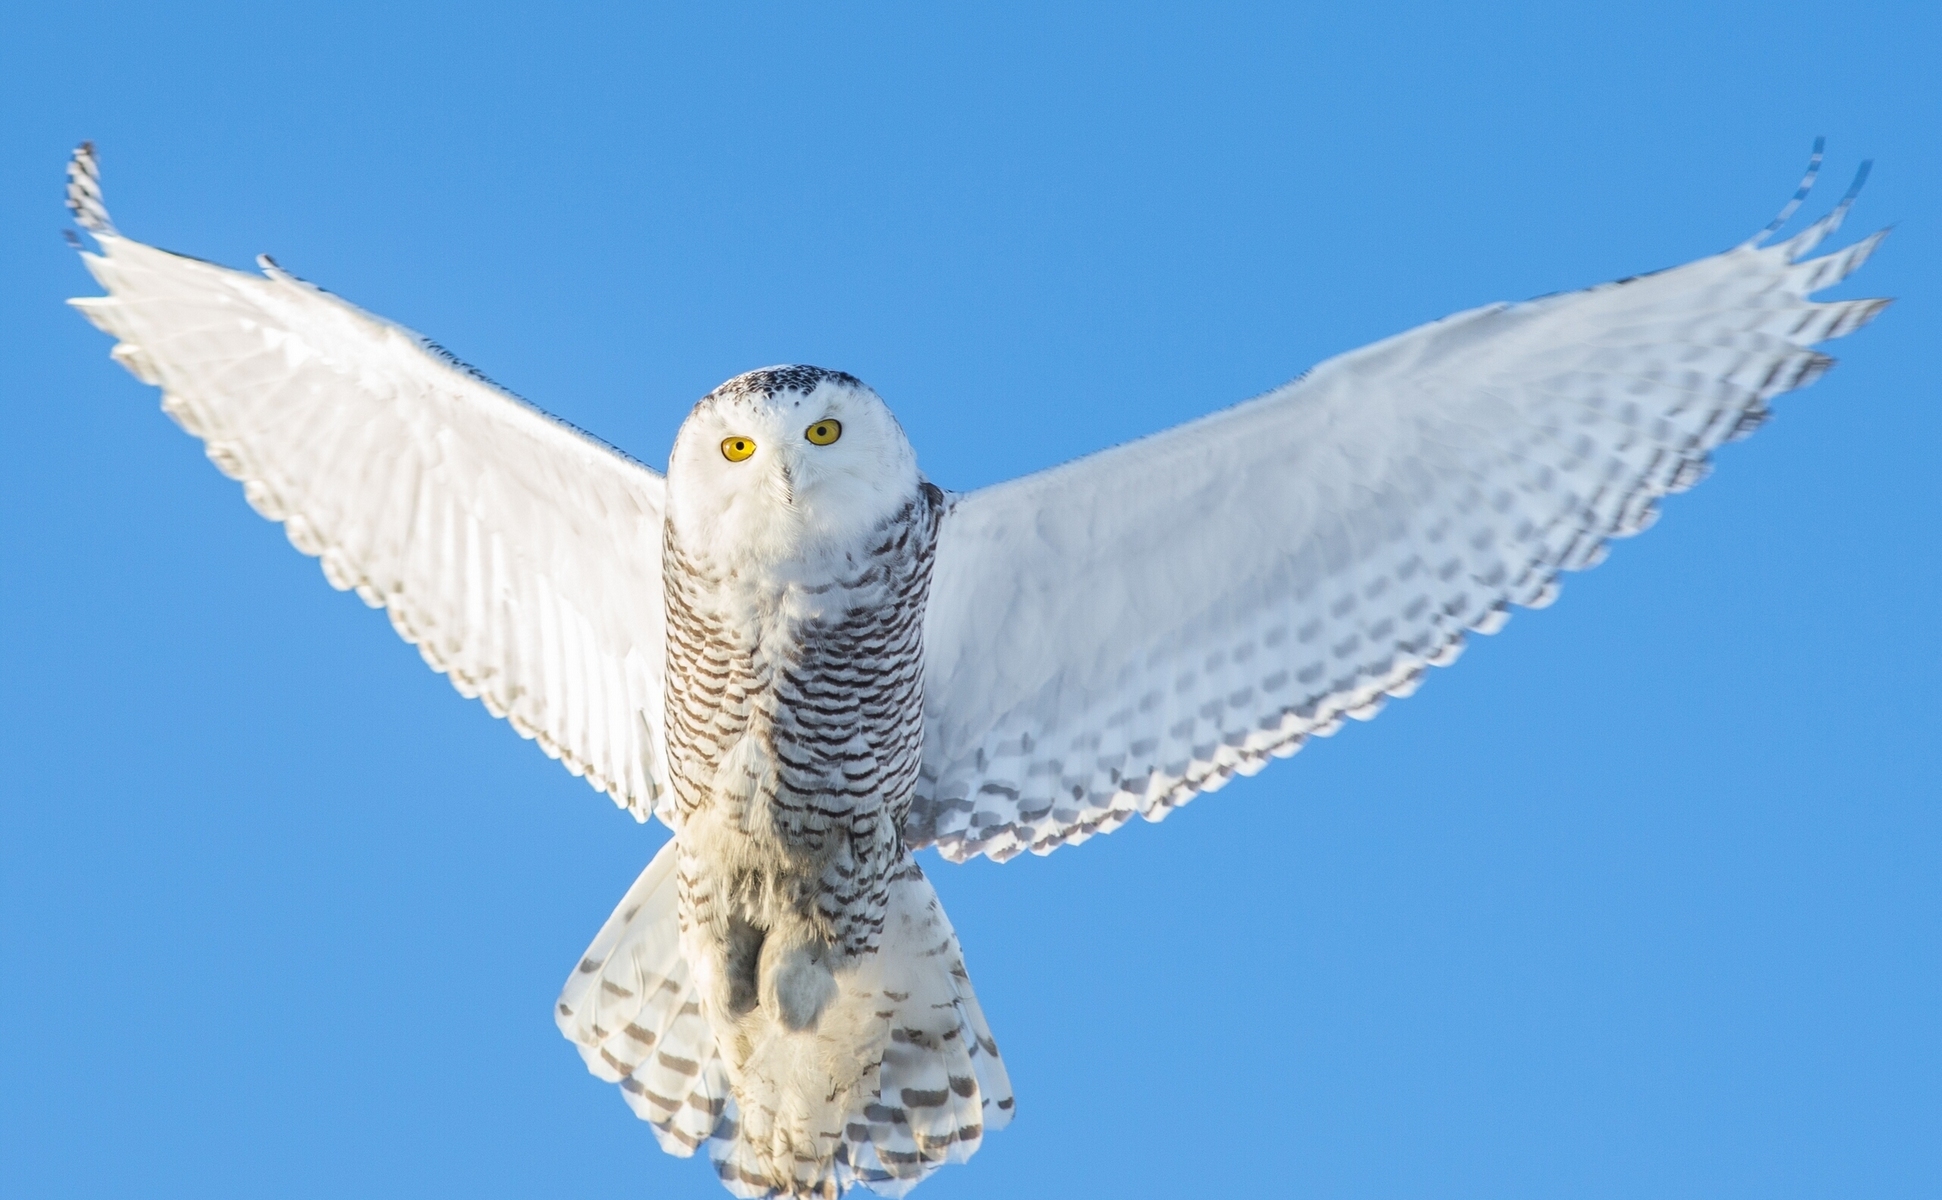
[666,366,921,564]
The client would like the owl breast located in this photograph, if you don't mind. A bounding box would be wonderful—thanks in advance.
[663,483,944,960]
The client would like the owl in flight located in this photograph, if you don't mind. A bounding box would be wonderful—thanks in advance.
[65,142,1885,1197]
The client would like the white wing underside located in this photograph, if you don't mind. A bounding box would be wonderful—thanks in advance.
[912,201,1888,863]
[69,170,672,820]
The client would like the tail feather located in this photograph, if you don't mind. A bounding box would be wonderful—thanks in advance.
[561,851,1011,1197]
[556,840,734,1156]
[829,862,1011,1196]
[958,970,1014,1135]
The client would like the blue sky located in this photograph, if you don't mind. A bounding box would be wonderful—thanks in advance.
[3,3,1937,1197]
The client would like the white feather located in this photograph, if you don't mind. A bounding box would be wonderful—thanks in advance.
[913,214,1888,863]
[70,222,672,821]
[560,848,1011,1198]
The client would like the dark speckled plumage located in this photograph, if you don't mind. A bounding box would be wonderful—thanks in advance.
[707,366,867,406]
[664,482,945,970]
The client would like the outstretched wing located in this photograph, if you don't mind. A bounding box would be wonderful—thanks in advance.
[66,145,672,821]
[911,179,1888,864]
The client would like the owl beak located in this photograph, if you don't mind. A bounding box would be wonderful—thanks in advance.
[776,459,795,506]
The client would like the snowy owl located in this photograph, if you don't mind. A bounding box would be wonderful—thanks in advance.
[64,142,1887,1198]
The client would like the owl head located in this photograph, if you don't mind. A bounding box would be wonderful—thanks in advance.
[666,366,921,563]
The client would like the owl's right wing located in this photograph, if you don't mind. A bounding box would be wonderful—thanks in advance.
[912,164,1887,863]
[65,145,672,822]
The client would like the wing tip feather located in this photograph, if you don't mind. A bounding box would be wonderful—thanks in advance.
[65,141,115,236]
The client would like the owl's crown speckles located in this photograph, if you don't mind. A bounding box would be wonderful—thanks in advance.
[706,365,864,403]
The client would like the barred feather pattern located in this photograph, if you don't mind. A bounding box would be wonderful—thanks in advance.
[558,845,1013,1199]
[66,141,112,234]
[659,481,1009,1195]
[556,841,736,1158]
[913,198,1889,863]
[663,482,943,956]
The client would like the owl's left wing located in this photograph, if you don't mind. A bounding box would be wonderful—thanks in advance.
[911,183,1887,864]
[66,146,672,821]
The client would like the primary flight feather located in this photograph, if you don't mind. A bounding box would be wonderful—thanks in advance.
[65,141,1887,1197]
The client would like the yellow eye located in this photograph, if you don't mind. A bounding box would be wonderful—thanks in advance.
[805,419,842,446]
[721,436,756,462]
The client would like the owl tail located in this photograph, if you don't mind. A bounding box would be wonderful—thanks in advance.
[558,847,1014,1198]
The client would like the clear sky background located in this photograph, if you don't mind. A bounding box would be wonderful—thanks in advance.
[3,3,1937,1198]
